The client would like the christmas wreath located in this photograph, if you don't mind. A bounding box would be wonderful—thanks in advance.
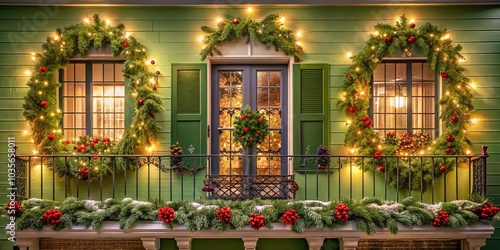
[337,14,475,190]
[233,107,270,148]
[200,14,303,61]
[22,14,165,156]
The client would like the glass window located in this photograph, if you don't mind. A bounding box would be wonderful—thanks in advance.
[372,61,437,138]
[62,62,125,141]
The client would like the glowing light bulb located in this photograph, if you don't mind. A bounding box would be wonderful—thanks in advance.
[350,148,355,154]
[33,150,38,154]
[466,150,471,155]
[470,83,476,89]
[216,17,222,23]
[25,70,31,76]
[83,18,89,23]
[280,16,285,23]
[198,35,205,42]
[470,118,477,125]
[247,7,252,13]
[23,130,28,135]
[106,19,111,25]
[346,52,353,59]
[296,31,302,37]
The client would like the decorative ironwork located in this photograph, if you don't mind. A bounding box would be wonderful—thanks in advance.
[206,174,296,200]
[14,157,28,200]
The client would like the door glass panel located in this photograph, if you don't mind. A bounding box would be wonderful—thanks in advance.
[218,71,244,175]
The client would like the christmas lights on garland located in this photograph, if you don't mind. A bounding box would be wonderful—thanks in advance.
[199,14,303,61]
[5,196,500,234]
[22,14,164,161]
[337,15,475,190]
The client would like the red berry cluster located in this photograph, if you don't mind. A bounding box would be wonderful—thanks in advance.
[43,209,62,225]
[4,199,22,216]
[158,206,175,224]
[395,131,432,155]
[334,203,349,222]
[248,213,265,230]
[478,202,500,220]
[383,131,398,146]
[281,209,299,225]
[432,210,449,227]
[216,206,232,223]
[73,135,112,154]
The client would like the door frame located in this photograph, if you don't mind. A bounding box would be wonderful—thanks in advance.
[207,62,293,175]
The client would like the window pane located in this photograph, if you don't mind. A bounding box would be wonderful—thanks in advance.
[75,64,85,81]
[92,64,103,81]
[103,64,114,82]
[257,71,269,86]
[65,64,75,81]
[115,64,124,81]
[257,88,269,107]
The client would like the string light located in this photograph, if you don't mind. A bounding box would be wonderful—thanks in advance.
[296,31,302,37]
[469,83,476,89]
[23,130,28,135]
[25,70,31,76]
[346,52,353,59]
[470,118,477,125]
[280,16,285,23]
[106,19,111,25]
[83,18,89,23]
[247,7,252,13]
[216,17,222,24]
[198,35,205,42]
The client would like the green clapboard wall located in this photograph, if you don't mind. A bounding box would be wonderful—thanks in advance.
[0,4,498,250]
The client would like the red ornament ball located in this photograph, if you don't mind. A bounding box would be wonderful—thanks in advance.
[446,135,454,142]
[385,36,392,43]
[345,72,351,78]
[64,139,70,145]
[150,60,155,65]
[256,130,261,134]
[121,41,128,47]
[40,100,49,108]
[232,18,239,25]
[47,134,55,141]
[137,99,144,105]
[158,206,175,224]
[364,119,372,127]
[410,22,416,28]
[407,36,415,43]
[243,127,250,133]
[79,167,89,180]
[240,115,246,120]
[39,65,47,73]
[362,116,370,121]
[378,165,386,173]
[348,106,357,114]
[445,147,452,154]
[441,72,448,78]
[439,165,448,173]
[249,137,254,141]
[257,117,263,124]
[156,70,161,75]
[374,150,383,161]
[450,115,459,123]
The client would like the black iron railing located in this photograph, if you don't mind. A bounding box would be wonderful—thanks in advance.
[13,146,488,203]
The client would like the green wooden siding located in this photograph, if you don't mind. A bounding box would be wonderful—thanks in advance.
[0,4,498,249]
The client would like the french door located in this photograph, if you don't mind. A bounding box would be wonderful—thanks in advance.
[211,65,288,176]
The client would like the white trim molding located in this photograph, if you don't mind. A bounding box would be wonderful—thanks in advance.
[15,221,495,250]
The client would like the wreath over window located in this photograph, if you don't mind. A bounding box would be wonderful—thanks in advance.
[22,14,165,157]
[337,15,475,190]
[199,14,303,61]
[233,106,270,147]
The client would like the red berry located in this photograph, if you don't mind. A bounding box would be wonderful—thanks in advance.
[40,100,49,108]
[407,36,415,43]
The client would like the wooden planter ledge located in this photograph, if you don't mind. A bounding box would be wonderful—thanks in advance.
[15,221,494,250]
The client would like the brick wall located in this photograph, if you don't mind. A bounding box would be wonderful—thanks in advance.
[40,238,145,250]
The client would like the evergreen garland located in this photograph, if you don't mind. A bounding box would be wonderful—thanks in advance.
[6,196,499,235]
[200,14,303,61]
[337,14,474,190]
[22,14,164,157]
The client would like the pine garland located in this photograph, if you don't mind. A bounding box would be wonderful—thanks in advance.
[200,14,303,61]
[337,14,475,191]
[5,196,499,235]
[22,14,165,159]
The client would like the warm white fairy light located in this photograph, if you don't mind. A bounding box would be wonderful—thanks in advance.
[470,118,477,125]
[125,32,130,38]
[280,16,285,23]
[466,150,471,155]
[25,70,31,76]
[216,17,222,24]
[470,83,476,89]
[106,19,111,25]
[23,130,28,135]
[247,7,252,13]
[198,35,205,42]
[83,18,89,23]
[346,52,353,59]
[296,31,302,37]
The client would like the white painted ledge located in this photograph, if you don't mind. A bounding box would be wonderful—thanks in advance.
[15,222,494,250]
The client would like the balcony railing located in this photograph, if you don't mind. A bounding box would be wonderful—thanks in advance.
[13,146,489,203]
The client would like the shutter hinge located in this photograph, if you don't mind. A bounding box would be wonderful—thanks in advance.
[207,125,210,137]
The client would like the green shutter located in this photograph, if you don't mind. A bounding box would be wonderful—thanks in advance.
[171,64,207,155]
[293,64,329,159]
